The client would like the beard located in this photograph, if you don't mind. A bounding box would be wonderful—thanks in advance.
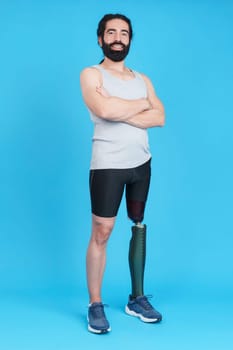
[101,40,130,62]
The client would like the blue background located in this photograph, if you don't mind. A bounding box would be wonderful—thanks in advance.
[0,0,233,349]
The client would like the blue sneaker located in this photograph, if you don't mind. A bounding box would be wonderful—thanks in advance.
[125,295,162,323]
[87,302,111,334]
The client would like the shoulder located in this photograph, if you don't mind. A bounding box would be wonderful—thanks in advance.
[80,66,102,86]
[80,66,101,77]
[130,70,157,95]
[129,68,151,84]
[138,72,152,84]
[137,73,155,90]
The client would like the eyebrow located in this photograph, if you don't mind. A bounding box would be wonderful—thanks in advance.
[106,28,129,34]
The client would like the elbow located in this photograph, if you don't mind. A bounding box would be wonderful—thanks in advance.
[160,117,165,127]
[155,114,165,127]
[152,108,165,127]
[91,104,110,120]
[102,107,115,120]
[159,112,165,127]
[95,102,115,120]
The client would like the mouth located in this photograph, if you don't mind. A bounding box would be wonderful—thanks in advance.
[110,43,124,51]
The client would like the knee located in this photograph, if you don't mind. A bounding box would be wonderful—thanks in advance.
[92,220,114,247]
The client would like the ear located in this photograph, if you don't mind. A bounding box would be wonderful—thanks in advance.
[98,36,103,47]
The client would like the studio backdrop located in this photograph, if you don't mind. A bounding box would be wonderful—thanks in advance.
[0,0,233,299]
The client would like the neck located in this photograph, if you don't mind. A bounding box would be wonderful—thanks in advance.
[101,57,125,72]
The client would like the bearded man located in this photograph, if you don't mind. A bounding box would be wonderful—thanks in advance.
[80,13,165,334]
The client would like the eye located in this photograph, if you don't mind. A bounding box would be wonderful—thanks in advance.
[121,31,129,37]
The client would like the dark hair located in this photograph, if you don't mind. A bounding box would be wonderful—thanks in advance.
[97,13,133,40]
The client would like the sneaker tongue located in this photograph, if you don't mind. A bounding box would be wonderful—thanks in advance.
[93,303,105,317]
[140,296,153,310]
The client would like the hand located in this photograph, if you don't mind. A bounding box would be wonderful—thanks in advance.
[96,85,110,97]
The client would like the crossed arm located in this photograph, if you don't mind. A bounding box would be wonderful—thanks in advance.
[80,67,165,129]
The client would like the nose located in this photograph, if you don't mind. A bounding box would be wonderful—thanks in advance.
[115,31,121,42]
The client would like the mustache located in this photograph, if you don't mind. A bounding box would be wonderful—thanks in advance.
[109,41,126,49]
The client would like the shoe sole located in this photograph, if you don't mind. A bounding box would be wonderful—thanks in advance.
[125,305,162,323]
[87,317,111,334]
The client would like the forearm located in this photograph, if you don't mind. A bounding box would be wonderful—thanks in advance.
[125,108,165,129]
[80,68,151,122]
[99,96,151,121]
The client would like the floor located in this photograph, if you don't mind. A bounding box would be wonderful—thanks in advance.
[1,286,232,350]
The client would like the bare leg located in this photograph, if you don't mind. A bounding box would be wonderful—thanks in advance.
[86,214,116,303]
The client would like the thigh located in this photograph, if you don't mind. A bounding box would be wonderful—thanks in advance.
[89,169,125,218]
[126,159,151,202]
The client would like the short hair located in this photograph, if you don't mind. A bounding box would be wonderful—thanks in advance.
[97,13,133,40]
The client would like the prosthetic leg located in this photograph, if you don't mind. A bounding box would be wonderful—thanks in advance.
[125,170,162,322]
[126,219,162,323]
[126,199,147,298]
[128,223,146,298]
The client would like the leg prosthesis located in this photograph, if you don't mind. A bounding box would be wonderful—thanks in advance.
[128,223,146,298]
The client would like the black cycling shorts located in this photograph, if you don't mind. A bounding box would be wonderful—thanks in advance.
[89,158,151,218]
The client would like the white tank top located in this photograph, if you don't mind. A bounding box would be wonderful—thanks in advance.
[89,65,151,169]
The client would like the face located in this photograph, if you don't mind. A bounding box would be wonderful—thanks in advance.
[99,19,131,62]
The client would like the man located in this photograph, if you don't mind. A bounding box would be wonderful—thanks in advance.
[80,13,165,334]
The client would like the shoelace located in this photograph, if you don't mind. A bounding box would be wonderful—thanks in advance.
[139,295,154,310]
[90,303,109,318]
